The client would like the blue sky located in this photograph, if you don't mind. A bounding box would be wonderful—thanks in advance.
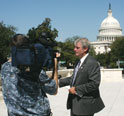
[0,0,124,42]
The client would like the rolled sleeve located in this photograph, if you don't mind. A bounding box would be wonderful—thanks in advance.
[39,70,57,95]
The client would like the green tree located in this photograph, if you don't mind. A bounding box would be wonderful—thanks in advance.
[95,53,105,67]
[0,22,16,68]
[65,36,81,43]
[89,46,96,57]
[27,18,58,43]
[95,52,111,68]
[110,37,124,68]
[57,36,80,68]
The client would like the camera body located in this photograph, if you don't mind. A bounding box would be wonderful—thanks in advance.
[11,38,56,70]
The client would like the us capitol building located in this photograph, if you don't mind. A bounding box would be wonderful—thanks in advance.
[91,4,124,54]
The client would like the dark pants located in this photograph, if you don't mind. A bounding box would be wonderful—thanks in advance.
[71,114,94,116]
[71,110,94,116]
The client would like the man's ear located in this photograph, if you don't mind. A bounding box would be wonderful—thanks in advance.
[84,47,88,53]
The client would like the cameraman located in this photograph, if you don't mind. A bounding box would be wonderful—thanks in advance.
[1,34,60,116]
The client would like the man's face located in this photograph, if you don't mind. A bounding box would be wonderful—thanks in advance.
[74,42,88,58]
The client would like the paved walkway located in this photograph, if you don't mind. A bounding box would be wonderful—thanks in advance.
[0,80,124,116]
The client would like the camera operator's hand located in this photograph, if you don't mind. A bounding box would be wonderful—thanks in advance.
[55,52,61,58]
[52,52,60,95]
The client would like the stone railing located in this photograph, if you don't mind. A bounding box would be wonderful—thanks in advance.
[0,68,123,89]
[47,68,123,82]
[46,69,73,78]
[101,68,123,82]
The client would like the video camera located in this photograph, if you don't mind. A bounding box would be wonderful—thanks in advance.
[11,33,58,70]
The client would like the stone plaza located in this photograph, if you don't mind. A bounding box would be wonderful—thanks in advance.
[0,69,124,116]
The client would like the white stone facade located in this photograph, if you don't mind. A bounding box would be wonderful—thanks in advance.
[91,41,111,54]
[91,4,124,54]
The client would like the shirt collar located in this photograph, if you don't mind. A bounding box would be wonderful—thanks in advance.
[80,53,89,67]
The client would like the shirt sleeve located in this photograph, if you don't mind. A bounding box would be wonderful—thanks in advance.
[39,70,57,95]
[1,62,19,105]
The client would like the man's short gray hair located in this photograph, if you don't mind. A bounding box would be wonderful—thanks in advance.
[74,38,90,52]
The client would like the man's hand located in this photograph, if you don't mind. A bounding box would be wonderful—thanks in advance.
[69,87,76,95]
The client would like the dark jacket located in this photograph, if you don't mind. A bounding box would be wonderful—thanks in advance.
[59,55,105,115]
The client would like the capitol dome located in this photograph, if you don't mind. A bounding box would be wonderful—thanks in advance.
[91,4,124,54]
[99,8,122,36]
[100,11,121,30]
[97,4,123,42]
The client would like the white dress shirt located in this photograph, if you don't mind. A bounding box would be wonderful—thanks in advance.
[79,53,89,67]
